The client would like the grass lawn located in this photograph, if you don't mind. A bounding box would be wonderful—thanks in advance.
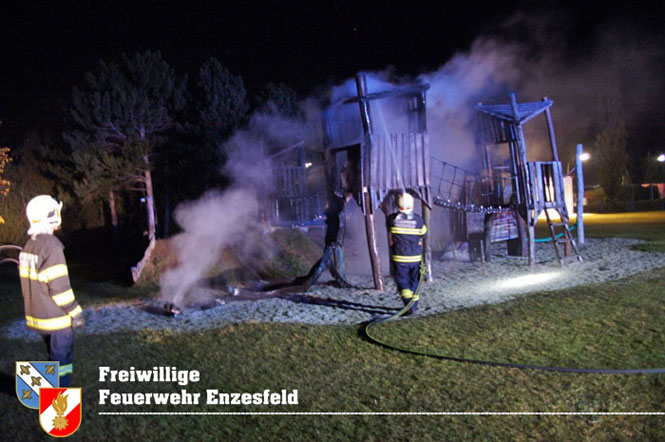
[1,212,665,440]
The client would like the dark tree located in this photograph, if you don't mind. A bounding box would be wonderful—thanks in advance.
[64,50,187,239]
[0,132,63,243]
[593,69,628,203]
[198,57,249,147]
[255,82,303,118]
[164,59,249,215]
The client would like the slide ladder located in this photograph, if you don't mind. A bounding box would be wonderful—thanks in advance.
[544,208,583,266]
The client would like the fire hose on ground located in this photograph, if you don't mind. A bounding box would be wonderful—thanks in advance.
[363,256,665,374]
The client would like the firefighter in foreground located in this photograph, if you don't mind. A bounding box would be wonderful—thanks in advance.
[387,192,427,315]
[18,195,84,387]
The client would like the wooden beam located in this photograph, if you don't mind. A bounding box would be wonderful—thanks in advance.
[422,200,433,282]
[364,190,384,290]
[510,93,534,265]
[543,97,560,163]
[356,73,384,290]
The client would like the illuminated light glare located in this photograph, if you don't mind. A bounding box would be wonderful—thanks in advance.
[495,272,561,290]
[579,152,590,161]
[657,154,665,163]
[305,162,313,168]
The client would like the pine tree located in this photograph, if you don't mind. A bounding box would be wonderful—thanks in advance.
[255,82,303,118]
[64,50,187,239]
[594,68,628,204]
[198,57,249,147]
[167,58,249,207]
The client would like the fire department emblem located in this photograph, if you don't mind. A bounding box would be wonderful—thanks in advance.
[15,361,59,409]
[39,388,82,437]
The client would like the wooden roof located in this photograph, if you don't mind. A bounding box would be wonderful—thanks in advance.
[475,99,553,125]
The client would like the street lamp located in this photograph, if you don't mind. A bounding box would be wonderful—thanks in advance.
[658,154,665,209]
[571,144,589,245]
[566,151,590,176]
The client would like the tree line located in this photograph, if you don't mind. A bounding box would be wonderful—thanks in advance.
[0,50,303,247]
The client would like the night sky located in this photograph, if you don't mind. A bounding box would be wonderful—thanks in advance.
[1,1,664,152]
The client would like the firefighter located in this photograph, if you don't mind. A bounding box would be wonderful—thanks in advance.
[387,192,427,315]
[18,195,84,387]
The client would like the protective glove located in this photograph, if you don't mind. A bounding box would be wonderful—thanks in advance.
[71,314,85,330]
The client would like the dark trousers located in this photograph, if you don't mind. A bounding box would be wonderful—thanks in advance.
[393,262,421,299]
[42,328,74,387]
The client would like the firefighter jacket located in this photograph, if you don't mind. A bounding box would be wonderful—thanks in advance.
[388,212,428,264]
[19,234,82,333]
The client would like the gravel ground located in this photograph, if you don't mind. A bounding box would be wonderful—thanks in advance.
[4,237,665,341]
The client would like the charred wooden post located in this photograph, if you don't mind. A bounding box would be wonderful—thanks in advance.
[509,93,535,266]
[422,199,433,281]
[418,89,433,281]
[355,74,384,290]
[544,97,570,256]
[543,97,560,163]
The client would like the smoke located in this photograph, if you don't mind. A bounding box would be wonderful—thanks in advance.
[498,12,665,167]
[322,38,527,266]
[159,188,259,307]
[159,108,320,304]
[160,12,665,290]
[223,111,308,189]
[420,38,522,167]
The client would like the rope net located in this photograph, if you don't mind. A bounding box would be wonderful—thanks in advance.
[430,157,510,214]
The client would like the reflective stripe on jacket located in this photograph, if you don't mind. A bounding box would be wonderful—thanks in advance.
[19,234,81,333]
[388,212,427,263]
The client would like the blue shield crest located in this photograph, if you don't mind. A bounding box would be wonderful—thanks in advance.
[16,361,59,409]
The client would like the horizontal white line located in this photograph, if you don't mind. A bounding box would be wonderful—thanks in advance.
[99,412,665,416]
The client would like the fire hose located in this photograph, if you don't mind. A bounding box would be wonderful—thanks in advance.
[363,257,665,374]
[0,244,21,266]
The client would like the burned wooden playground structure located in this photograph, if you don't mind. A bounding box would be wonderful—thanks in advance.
[266,73,582,290]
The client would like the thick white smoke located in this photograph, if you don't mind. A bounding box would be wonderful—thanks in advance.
[420,38,522,167]
[160,14,665,291]
[159,188,259,307]
[325,39,524,273]
[159,109,318,305]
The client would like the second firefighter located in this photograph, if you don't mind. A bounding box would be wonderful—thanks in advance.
[387,192,427,315]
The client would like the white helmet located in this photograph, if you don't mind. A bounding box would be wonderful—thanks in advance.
[26,195,63,236]
[397,192,414,213]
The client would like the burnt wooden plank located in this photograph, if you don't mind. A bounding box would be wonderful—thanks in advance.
[416,133,425,188]
[423,133,431,187]
[386,134,393,189]
[370,134,379,191]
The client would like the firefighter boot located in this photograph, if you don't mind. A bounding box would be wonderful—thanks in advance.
[402,299,418,316]
[401,289,417,316]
